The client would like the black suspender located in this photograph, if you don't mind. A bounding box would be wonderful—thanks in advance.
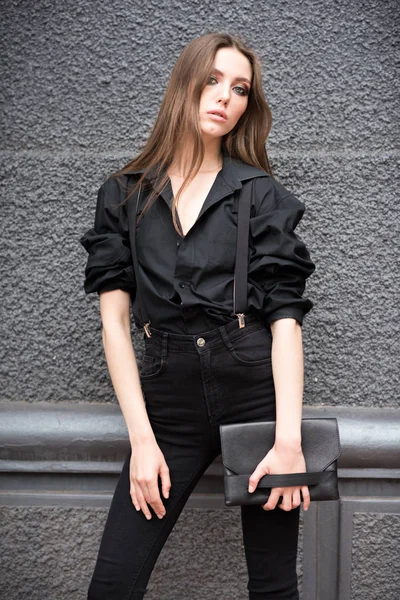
[129,178,253,336]
[233,179,253,328]
[130,182,151,337]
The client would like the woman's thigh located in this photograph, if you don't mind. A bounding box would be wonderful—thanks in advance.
[214,324,300,598]
[88,337,221,599]
[88,440,217,600]
[212,323,277,425]
[241,504,300,600]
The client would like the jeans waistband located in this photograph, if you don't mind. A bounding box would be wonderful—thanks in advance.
[143,314,267,354]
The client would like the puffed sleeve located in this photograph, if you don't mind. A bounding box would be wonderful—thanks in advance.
[79,176,136,297]
[249,179,315,325]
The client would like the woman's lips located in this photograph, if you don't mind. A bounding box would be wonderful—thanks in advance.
[207,111,228,122]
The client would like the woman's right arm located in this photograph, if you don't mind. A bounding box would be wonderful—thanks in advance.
[99,288,171,520]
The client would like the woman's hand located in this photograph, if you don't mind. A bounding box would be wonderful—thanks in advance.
[248,443,310,512]
[129,438,171,520]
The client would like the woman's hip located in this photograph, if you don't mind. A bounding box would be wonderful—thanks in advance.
[139,315,276,426]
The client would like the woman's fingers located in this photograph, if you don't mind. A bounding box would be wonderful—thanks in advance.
[144,481,166,519]
[291,488,301,509]
[262,486,308,512]
[128,442,172,520]
[131,478,167,520]
[301,485,310,511]
[129,484,141,512]
[133,483,152,520]
[262,487,284,511]
[134,474,165,519]
[129,449,171,520]
[160,463,171,500]
[248,464,268,493]
[278,491,294,511]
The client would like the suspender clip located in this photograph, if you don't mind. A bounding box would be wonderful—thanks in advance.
[143,322,152,338]
[236,313,246,329]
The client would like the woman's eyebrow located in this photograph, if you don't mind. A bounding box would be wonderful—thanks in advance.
[212,68,251,85]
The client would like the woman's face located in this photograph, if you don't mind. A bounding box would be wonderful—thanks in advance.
[199,47,252,140]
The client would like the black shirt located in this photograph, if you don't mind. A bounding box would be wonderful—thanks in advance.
[80,153,315,334]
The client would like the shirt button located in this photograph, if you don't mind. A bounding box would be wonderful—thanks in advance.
[196,337,206,347]
[176,241,181,247]
[179,282,186,289]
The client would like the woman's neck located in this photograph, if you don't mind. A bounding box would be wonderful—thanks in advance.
[169,139,223,178]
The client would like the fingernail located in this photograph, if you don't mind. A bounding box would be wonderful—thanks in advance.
[248,485,254,493]
[157,513,165,519]
[165,491,169,499]
[145,514,151,520]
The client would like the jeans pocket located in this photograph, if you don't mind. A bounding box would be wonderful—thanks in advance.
[229,326,272,366]
[140,345,165,379]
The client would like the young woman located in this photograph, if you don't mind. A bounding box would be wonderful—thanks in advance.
[81,32,315,600]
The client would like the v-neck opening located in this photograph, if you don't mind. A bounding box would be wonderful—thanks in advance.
[169,169,223,238]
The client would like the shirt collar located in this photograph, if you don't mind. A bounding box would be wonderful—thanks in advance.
[125,150,269,190]
[219,151,269,189]
[126,151,269,214]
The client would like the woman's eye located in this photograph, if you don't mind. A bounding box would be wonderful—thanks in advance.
[234,86,249,96]
[207,77,249,96]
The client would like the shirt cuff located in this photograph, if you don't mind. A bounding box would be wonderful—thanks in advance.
[265,307,305,326]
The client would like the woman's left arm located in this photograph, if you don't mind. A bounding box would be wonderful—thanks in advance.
[248,317,310,512]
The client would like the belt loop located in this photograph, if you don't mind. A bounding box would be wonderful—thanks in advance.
[219,325,234,352]
[161,332,168,359]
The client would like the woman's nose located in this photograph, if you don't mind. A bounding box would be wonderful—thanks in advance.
[217,86,230,104]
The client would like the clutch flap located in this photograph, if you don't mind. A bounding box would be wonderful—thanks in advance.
[220,418,341,475]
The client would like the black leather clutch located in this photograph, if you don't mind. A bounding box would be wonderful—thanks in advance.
[220,418,341,506]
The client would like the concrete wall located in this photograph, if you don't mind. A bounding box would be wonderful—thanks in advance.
[1,0,399,408]
[1,0,399,598]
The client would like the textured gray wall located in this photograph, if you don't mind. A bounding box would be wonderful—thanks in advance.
[1,1,399,599]
[1,0,399,407]
[0,506,106,600]
[351,513,400,599]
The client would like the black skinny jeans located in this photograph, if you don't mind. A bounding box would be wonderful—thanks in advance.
[88,316,300,600]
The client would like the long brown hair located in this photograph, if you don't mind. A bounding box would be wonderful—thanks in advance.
[112,32,273,233]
